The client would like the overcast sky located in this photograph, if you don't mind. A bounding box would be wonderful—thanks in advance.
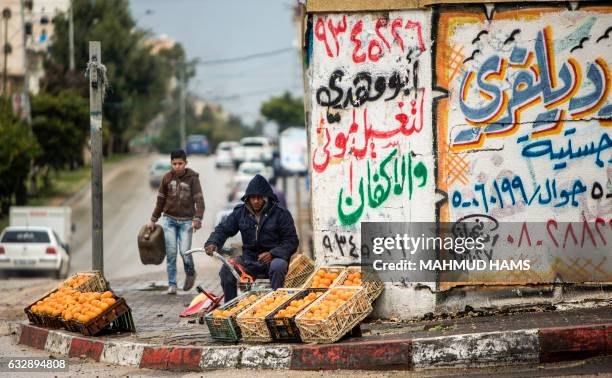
[129,0,303,125]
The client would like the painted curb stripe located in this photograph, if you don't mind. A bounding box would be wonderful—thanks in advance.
[69,337,104,361]
[18,324,49,350]
[412,329,540,368]
[539,324,609,363]
[290,339,412,370]
[44,330,73,355]
[100,341,146,366]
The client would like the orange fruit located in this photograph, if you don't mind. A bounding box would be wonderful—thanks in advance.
[101,291,113,299]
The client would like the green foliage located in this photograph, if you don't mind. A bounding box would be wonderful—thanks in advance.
[260,91,305,131]
[0,101,39,214]
[44,0,171,153]
[30,91,89,171]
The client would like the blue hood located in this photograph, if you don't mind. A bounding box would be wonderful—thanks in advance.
[241,174,278,202]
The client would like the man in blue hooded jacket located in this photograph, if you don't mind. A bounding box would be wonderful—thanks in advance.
[204,174,299,302]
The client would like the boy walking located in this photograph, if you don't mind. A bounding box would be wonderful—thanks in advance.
[148,149,204,294]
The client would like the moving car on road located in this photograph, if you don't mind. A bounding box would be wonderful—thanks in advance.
[0,226,70,278]
[149,159,171,188]
[215,141,240,168]
[235,161,272,183]
[231,136,273,168]
[185,134,210,155]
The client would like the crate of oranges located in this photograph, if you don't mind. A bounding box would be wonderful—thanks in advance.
[283,254,315,288]
[302,266,347,289]
[236,288,301,342]
[62,271,108,293]
[337,266,384,303]
[295,286,372,343]
[25,287,135,336]
[265,288,326,342]
[205,289,271,342]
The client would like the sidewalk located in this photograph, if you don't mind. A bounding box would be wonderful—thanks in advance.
[9,274,612,371]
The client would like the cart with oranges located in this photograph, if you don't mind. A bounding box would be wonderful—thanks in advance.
[204,289,271,342]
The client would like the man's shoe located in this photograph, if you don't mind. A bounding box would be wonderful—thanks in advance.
[167,285,177,295]
[183,273,196,291]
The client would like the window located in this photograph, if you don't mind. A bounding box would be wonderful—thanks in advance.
[1,230,50,243]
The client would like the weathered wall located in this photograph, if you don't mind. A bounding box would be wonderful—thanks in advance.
[305,2,611,319]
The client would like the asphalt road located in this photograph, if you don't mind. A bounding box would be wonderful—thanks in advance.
[68,154,234,282]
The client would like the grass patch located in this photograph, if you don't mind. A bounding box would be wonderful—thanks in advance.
[29,153,133,206]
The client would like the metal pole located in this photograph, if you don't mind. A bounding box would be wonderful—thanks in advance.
[19,0,30,123]
[68,0,74,71]
[89,41,103,273]
[2,8,10,97]
[179,61,186,150]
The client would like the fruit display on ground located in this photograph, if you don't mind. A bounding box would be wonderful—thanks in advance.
[244,293,294,318]
[301,288,355,320]
[211,294,259,318]
[274,291,325,318]
[308,268,341,288]
[29,287,116,323]
[340,271,362,286]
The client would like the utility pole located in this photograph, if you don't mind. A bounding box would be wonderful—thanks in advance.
[179,60,186,150]
[19,0,30,124]
[68,0,74,71]
[2,7,11,97]
[88,41,104,274]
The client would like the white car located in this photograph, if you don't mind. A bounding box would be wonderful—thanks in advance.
[235,161,272,183]
[149,159,171,188]
[0,226,70,278]
[232,137,273,168]
[215,141,239,168]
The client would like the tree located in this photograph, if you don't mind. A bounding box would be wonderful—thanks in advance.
[30,91,89,179]
[44,0,170,153]
[0,101,39,215]
[260,91,305,131]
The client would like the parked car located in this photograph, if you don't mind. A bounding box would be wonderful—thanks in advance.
[215,141,240,168]
[232,136,273,168]
[186,134,210,155]
[235,161,272,183]
[228,179,250,203]
[0,226,70,278]
[149,159,171,188]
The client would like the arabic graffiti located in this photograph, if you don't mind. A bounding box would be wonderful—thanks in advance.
[314,15,425,63]
[519,128,611,170]
[452,26,611,151]
[338,147,428,225]
[450,174,611,212]
[313,92,425,173]
[316,66,421,109]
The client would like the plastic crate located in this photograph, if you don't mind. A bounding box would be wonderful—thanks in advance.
[265,288,327,342]
[295,286,372,344]
[204,289,271,342]
[62,271,108,292]
[63,296,135,336]
[284,254,315,288]
[301,266,348,288]
[334,266,384,303]
[237,288,302,342]
[24,289,64,329]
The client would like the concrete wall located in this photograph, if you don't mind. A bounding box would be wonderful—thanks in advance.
[304,2,611,319]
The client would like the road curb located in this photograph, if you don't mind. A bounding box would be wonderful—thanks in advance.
[11,322,612,371]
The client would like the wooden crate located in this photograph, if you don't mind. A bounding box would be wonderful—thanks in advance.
[62,271,108,292]
[334,266,384,303]
[236,288,302,342]
[295,286,372,344]
[284,254,315,288]
[204,289,271,342]
[301,266,348,288]
[63,295,135,336]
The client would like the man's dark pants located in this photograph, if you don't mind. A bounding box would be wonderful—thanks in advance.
[220,255,288,302]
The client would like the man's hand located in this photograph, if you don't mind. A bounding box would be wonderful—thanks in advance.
[192,220,201,231]
[204,244,217,256]
[147,221,156,232]
[258,252,273,264]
